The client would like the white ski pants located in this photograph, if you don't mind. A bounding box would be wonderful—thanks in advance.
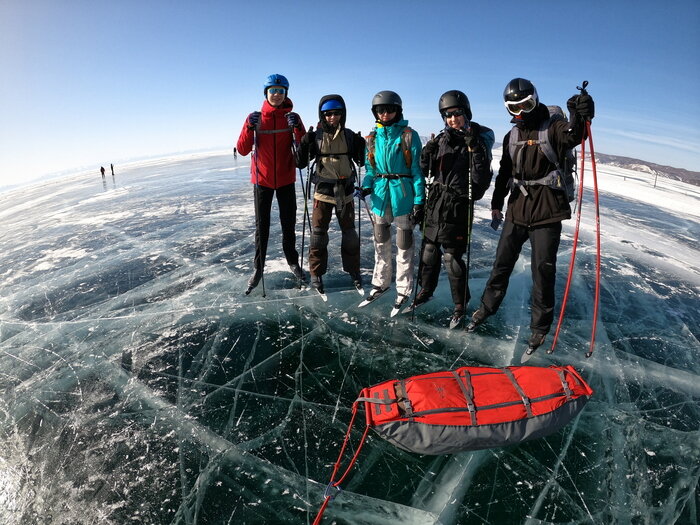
[371,209,415,297]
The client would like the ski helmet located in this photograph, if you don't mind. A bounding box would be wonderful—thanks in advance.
[371,90,402,121]
[503,78,538,115]
[320,99,344,112]
[318,95,347,129]
[438,90,472,121]
[264,73,289,95]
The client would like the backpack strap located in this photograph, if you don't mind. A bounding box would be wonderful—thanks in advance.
[365,127,413,172]
[508,118,568,197]
[401,127,413,169]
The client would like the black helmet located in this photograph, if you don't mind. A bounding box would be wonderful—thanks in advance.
[371,90,403,122]
[371,90,402,108]
[438,90,472,120]
[503,78,539,115]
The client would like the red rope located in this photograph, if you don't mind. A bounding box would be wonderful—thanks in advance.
[549,132,587,354]
[586,121,601,358]
[312,397,371,525]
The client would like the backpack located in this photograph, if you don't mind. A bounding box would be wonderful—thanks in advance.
[310,127,359,185]
[508,105,577,202]
[366,126,414,171]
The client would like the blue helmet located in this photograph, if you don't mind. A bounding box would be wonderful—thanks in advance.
[320,99,344,112]
[264,73,289,94]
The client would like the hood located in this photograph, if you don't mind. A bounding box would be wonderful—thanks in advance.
[317,94,346,132]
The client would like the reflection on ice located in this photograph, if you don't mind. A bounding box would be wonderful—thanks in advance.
[0,151,698,524]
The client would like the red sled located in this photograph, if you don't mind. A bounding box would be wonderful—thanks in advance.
[314,365,593,523]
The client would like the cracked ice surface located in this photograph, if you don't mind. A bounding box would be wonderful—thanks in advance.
[0,151,698,524]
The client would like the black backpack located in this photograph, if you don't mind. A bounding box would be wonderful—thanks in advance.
[508,105,577,202]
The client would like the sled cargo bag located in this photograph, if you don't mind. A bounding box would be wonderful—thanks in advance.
[361,365,593,455]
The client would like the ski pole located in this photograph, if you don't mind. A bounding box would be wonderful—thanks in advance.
[586,119,601,358]
[253,128,266,298]
[291,127,312,288]
[548,129,586,354]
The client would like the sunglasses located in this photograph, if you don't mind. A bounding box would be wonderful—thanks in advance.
[375,105,397,115]
[323,110,343,117]
[268,88,287,95]
[442,109,465,118]
[504,94,537,115]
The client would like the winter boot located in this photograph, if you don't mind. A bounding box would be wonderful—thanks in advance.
[527,332,546,351]
[311,274,324,294]
[350,272,363,294]
[466,305,489,332]
[289,263,305,283]
[449,304,465,329]
[245,269,262,295]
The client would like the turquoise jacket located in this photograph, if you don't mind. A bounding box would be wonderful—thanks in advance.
[362,120,424,217]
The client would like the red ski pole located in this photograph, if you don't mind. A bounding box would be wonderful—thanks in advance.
[548,133,586,354]
[586,120,601,358]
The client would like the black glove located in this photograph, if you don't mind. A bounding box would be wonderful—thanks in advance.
[410,204,425,226]
[422,138,438,157]
[354,187,372,199]
[286,112,300,128]
[247,111,261,129]
[576,94,595,120]
[464,127,477,150]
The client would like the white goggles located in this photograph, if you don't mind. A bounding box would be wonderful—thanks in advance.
[504,94,537,115]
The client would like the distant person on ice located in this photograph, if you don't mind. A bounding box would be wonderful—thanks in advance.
[236,73,306,294]
[467,78,595,353]
[100,166,105,177]
[409,90,494,327]
[111,163,115,176]
[358,91,424,315]
[233,147,237,159]
[295,95,366,295]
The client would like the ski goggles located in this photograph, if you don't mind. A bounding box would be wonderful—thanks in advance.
[504,94,537,115]
[375,105,398,115]
[323,110,342,117]
[442,109,466,118]
[267,87,287,95]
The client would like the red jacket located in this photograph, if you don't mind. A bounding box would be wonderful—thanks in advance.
[236,98,306,189]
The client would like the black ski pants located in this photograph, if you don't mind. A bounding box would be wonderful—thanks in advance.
[253,182,299,273]
[480,220,561,333]
[309,199,360,277]
[419,239,469,307]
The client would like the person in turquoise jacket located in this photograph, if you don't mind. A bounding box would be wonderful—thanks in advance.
[359,90,425,314]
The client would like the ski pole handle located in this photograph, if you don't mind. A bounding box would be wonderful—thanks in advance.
[577,80,589,96]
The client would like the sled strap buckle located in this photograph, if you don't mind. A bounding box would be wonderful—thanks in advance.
[451,370,477,425]
[324,483,342,500]
[503,368,533,418]
[556,370,574,401]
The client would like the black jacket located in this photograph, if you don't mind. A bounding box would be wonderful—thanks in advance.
[493,103,585,227]
[419,123,493,244]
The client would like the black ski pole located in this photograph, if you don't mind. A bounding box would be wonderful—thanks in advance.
[291,127,312,288]
[252,128,266,298]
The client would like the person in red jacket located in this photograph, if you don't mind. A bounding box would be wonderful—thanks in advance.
[237,74,306,294]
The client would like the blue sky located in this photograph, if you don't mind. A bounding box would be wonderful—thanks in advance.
[1,0,699,188]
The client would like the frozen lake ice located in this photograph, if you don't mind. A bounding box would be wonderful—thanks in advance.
[0,150,698,524]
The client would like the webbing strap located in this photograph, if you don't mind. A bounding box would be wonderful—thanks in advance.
[255,127,292,135]
[556,370,574,401]
[451,370,477,425]
[503,368,533,418]
[395,380,415,419]
[377,173,413,179]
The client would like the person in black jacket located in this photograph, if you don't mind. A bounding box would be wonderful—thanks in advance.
[296,95,366,294]
[467,78,595,351]
[408,90,494,326]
